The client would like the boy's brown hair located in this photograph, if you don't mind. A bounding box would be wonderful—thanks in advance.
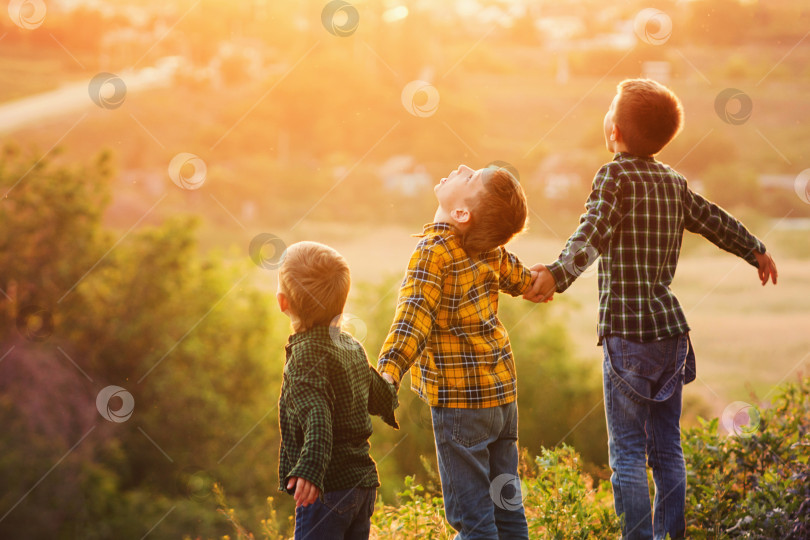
[461,167,528,255]
[615,78,684,157]
[278,241,351,332]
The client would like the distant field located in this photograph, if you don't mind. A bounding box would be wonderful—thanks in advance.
[0,50,88,103]
[299,223,810,422]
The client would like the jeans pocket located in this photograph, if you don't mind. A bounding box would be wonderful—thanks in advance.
[613,336,677,377]
[322,488,362,515]
[504,401,518,439]
[451,407,495,447]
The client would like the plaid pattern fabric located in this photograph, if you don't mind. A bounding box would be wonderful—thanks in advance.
[547,152,766,343]
[378,222,533,408]
[278,326,399,495]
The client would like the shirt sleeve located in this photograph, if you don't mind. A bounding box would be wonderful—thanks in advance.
[547,164,621,293]
[377,242,445,386]
[682,186,765,267]
[367,365,400,429]
[498,248,533,297]
[283,348,334,494]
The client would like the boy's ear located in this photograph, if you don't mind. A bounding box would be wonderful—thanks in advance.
[450,207,471,224]
[610,124,621,142]
[277,292,289,313]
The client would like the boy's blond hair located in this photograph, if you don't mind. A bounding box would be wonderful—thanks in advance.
[461,167,528,255]
[278,241,350,332]
[615,78,684,157]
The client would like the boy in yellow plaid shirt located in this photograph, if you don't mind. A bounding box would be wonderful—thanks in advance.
[378,164,538,539]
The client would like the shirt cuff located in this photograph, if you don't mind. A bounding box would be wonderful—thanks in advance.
[546,260,572,293]
[379,385,400,429]
[515,266,534,295]
[744,239,767,267]
[378,360,402,388]
[284,467,325,496]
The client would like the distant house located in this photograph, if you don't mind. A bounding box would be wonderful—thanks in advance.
[758,174,795,191]
[531,152,588,200]
[378,155,431,197]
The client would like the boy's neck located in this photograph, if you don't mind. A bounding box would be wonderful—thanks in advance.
[609,140,630,154]
[433,207,470,233]
[289,319,342,335]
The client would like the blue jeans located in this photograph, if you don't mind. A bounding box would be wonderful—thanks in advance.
[293,486,376,540]
[431,401,529,540]
[603,334,692,540]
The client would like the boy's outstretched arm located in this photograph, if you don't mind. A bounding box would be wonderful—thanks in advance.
[378,244,444,386]
[683,187,777,286]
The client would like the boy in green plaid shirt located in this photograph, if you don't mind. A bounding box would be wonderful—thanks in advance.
[276,241,399,540]
[525,79,778,539]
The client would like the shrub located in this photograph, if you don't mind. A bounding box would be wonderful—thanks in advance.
[215,375,810,539]
[683,375,810,538]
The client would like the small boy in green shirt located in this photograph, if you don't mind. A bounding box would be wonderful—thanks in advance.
[276,241,398,540]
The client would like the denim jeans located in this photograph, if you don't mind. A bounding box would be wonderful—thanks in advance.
[603,334,693,540]
[431,401,529,540]
[293,486,376,540]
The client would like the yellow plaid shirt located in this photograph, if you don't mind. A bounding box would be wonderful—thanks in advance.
[378,222,533,408]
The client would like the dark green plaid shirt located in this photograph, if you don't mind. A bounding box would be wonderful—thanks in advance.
[278,326,399,495]
[547,152,766,343]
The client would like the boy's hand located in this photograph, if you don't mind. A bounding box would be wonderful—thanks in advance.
[524,264,557,303]
[287,476,320,508]
[382,373,396,386]
[753,250,778,286]
[529,270,553,303]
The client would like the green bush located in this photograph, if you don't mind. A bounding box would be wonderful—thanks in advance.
[217,445,620,539]
[216,375,810,539]
[684,376,810,538]
[374,445,621,538]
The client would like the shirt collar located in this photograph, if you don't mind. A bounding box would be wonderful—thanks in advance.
[414,221,455,238]
[285,325,335,350]
[614,152,655,162]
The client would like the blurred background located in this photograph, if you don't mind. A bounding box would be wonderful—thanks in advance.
[1,0,808,537]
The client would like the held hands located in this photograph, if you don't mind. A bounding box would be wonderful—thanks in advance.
[524,264,557,303]
[381,373,396,386]
[287,476,320,508]
[753,251,778,286]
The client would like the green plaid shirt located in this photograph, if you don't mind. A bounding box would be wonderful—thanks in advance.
[278,326,399,495]
[547,152,766,343]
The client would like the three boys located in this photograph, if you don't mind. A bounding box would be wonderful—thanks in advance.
[276,78,777,540]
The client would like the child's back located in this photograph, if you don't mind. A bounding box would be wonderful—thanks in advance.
[276,241,398,540]
[548,152,765,343]
[279,327,398,493]
[526,79,777,540]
